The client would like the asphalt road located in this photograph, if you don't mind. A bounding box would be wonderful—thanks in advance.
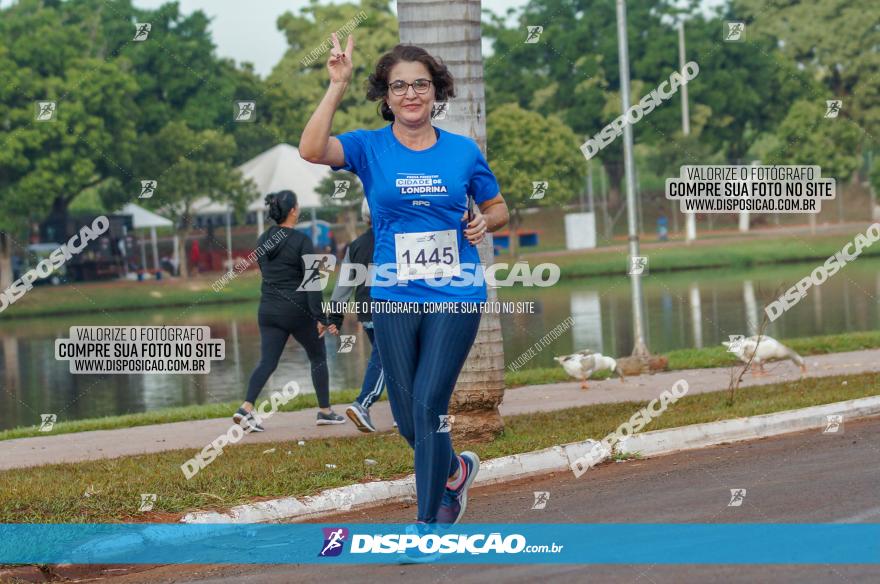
[5,416,879,584]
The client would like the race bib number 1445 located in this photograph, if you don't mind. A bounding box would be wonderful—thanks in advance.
[394,229,460,280]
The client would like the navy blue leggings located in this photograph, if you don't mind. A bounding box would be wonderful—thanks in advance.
[356,325,385,409]
[372,301,482,523]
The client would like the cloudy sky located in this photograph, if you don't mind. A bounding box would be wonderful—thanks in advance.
[2,0,728,77]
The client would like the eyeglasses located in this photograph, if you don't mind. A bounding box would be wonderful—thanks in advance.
[388,78,432,96]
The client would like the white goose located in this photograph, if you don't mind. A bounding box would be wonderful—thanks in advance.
[554,350,625,390]
[722,335,807,376]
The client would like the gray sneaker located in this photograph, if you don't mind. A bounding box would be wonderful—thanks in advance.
[345,401,376,433]
[316,410,346,425]
[232,407,264,432]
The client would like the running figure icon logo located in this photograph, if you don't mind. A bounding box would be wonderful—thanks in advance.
[35,101,57,121]
[38,414,57,432]
[530,181,548,200]
[431,101,449,120]
[728,488,747,507]
[138,493,157,512]
[724,22,745,41]
[437,415,455,433]
[234,101,257,122]
[532,491,550,510]
[726,335,745,353]
[628,256,648,275]
[319,527,349,557]
[525,26,543,44]
[823,414,844,434]
[338,335,357,353]
[298,254,337,291]
[133,23,152,41]
[825,100,842,119]
[139,180,157,199]
[332,180,350,199]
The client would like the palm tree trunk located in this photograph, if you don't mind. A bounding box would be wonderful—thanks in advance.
[398,0,505,442]
[0,233,13,291]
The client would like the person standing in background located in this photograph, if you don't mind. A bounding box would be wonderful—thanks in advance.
[327,199,388,432]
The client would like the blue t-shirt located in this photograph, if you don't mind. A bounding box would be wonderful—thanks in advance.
[331,123,500,303]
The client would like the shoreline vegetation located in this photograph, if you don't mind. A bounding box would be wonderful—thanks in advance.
[1,232,878,320]
[2,330,878,441]
[2,372,877,523]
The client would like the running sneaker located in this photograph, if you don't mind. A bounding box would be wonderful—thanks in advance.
[398,522,440,564]
[316,410,346,425]
[436,451,480,526]
[345,401,377,433]
[232,407,264,432]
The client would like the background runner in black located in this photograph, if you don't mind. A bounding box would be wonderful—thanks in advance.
[233,190,345,430]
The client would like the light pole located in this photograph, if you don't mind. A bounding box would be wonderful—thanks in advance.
[679,20,697,243]
[616,0,650,358]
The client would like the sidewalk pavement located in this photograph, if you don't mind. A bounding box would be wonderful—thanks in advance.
[2,349,878,471]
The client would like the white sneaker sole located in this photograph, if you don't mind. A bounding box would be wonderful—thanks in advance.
[345,405,376,432]
[232,413,264,432]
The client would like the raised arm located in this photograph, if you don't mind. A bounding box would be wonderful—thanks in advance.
[299,32,354,166]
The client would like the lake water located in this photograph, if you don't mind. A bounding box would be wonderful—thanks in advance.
[2,259,878,430]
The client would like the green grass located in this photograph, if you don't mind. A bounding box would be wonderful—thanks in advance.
[505,330,880,388]
[2,372,876,523]
[0,388,374,442]
[0,271,265,319]
[4,329,878,441]
[542,232,880,279]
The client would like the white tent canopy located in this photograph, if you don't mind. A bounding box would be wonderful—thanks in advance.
[115,203,173,271]
[241,143,327,212]
[179,144,334,270]
[187,144,328,212]
[187,143,331,235]
[118,203,173,229]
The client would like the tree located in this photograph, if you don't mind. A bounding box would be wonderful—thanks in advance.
[398,0,505,441]
[482,0,682,212]
[111,121,257,278]
[485,103,584,256]
[268,0,400,139]
[765,99,862,183]
[735,0,880,139]
[0,1,139,287]
[481,2,812,228]
[317,170,365,242]
[0,0,270,286]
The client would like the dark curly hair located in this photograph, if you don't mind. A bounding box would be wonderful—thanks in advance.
[265,190,298,224]
[366,44,455,122]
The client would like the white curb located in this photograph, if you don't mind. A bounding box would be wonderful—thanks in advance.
[617,394,880,458]
[180,395,880,524]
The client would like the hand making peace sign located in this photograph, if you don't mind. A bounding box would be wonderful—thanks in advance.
[328,32,354,84]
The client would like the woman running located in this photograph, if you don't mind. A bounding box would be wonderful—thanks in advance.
[299,33,509,530]
[233,190,345,431]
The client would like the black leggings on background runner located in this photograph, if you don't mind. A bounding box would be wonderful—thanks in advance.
[246,310,329,407]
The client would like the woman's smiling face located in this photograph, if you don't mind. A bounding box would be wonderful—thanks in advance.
[386,60,435,124]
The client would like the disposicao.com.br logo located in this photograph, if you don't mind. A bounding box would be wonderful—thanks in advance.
[318,527,563,557]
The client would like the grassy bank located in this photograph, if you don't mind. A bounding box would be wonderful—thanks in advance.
[543,231,880,279]
[1,372,877,523]
[3,329,878,441]
[3,232,877,320]
[505,330,880,387]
